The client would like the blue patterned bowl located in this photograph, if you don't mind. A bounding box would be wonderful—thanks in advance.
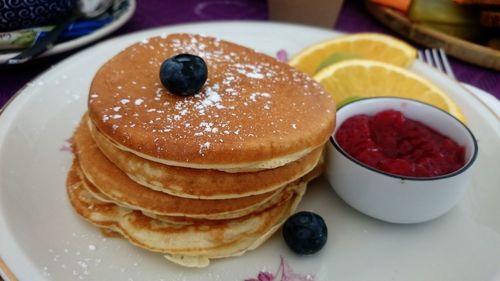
[0,0,78,31]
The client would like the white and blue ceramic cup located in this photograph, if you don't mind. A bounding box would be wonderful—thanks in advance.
[0,0,78,31]
[326,97,478,224]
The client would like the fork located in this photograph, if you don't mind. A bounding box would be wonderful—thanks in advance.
[417,48,456,80]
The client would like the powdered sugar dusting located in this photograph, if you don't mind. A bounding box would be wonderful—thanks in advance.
[199,141,211,155]
[234,63,266,79]
[196,83,223,111]
[41,230,155,281]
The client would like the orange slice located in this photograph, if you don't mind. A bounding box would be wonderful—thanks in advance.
[314,59,465,122]
[289,33,417,75]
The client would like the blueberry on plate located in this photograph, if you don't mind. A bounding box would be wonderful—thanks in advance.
[282,211,327,255]
[159,54,208,96]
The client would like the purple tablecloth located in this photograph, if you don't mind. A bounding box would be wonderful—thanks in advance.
[0,0,498,108]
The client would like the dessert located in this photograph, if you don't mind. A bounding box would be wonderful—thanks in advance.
[66,33,335,267]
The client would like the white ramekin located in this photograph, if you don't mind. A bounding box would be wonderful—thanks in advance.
[326,97,478,224]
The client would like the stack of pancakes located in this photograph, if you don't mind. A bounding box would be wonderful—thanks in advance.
[66,33,335,267]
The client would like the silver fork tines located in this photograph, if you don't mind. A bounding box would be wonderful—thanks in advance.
[417,48,456,80]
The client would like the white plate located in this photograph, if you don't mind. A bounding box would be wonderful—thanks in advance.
[1,22,499,281]
[0,0,136,64]
[462,84,500,117]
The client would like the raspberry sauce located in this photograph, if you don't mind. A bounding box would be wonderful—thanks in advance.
[335,110,465,177]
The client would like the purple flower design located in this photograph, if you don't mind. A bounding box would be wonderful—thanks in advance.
[276,49,289,63]
[245,271,274,281]
[60,138,72,153]
[244,256,314,281]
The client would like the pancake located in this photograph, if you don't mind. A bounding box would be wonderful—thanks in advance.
[74,158,307,227]
[72,163,199,226]
[76,155,323,225]
[67,162,306,267]
[72,162,115,203]
[88,33,335,170]
[73,139,285,221]
[72,119,315,219]
[72,164,252,226]
[87,115,323,199]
